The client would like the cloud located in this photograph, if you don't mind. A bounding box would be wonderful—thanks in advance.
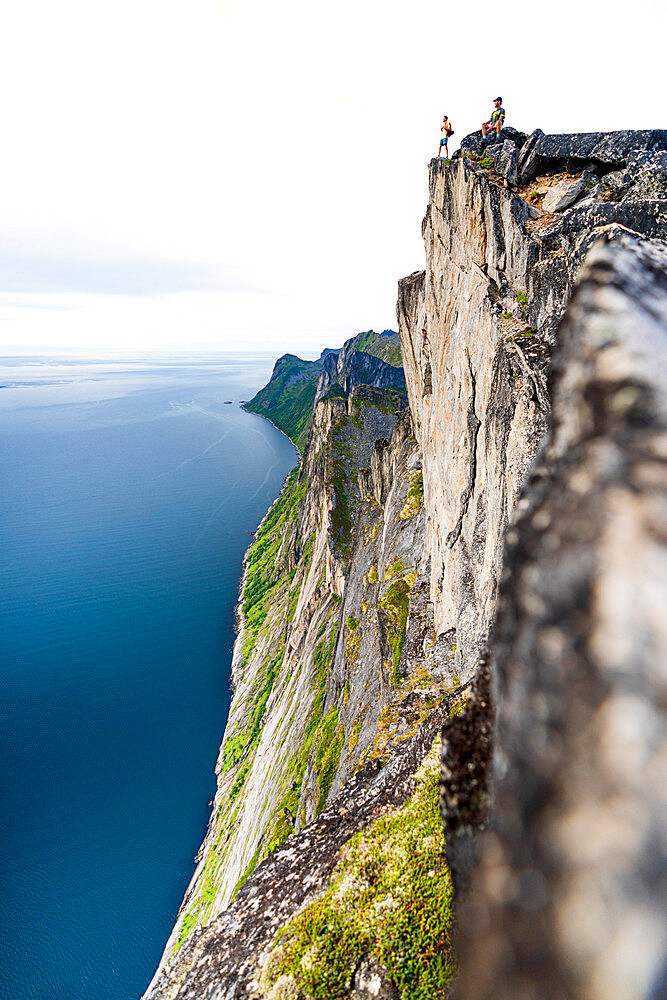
[0,238,264,297]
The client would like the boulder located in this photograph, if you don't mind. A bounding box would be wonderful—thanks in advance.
[623,149,667,201]
[455,126,528,159]
[515,128,545,181]
[485,139,518,185]
[518,128,667,182]
[542,177,586,212]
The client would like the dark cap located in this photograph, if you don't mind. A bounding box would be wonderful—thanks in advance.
[495,96,502,102]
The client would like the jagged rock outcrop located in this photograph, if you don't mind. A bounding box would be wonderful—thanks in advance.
[145,130,666,1000]
[315,331,405,403]
[516,128,667,183]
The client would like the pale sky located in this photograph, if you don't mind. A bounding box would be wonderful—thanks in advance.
[0,0,664,356]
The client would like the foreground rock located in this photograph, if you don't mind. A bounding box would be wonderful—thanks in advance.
[453,230,667,1000]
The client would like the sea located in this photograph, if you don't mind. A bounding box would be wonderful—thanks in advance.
[0,352,298,1000]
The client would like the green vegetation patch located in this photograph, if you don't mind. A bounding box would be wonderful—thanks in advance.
[245,355,322,451]
[242,469,305,659]
[351,330,402,368]
[314,706,344,814]
[330,458,354,558]
[397,470,423,520]
[322,382,347,401]
[364,521,381,545]
[379,579,411,686]
[384,557,407,582]
[221,646,285,772]
[347,721,362,754]
[345,615,360,669]
[260,747,456,999]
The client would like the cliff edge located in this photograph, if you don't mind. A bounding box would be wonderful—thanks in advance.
[144,130,666,1000]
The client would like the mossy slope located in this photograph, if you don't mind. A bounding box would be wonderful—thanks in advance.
[258,744,456,1000]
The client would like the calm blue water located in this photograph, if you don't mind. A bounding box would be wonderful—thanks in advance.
[0,353,297,1000]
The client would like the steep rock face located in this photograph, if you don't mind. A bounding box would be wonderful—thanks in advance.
[315,336,406,404]
[399,139,667,685]
[398,155,551,682]
[144,344,458,997]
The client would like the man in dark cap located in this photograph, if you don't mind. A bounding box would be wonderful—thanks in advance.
[481,97,505,141]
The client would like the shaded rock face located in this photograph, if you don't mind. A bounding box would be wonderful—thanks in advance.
[517,128,667,182]
[315,338,406,403]
[454,232,667,1000]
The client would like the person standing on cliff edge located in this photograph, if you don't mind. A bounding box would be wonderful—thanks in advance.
[438,115,454,157]
[481,97,505,141]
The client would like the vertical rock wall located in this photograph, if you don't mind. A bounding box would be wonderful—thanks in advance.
[398,156,551,681]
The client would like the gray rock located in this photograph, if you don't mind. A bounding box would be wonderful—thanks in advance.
[485,139,518,185]
[455,126,528,159]
[602,167,632,194]
[455,232,667,1000]
[623,149,667,201]
[515,127,545,180]
[518,128,667,182]
[542,177,586,212]
[350,955,399,998]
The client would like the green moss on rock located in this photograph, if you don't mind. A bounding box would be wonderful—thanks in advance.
[398,470,424,520]
[260,746,456,999]
[379,579,410,686]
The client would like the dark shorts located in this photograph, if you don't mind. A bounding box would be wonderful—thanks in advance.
[440,136,449,145]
